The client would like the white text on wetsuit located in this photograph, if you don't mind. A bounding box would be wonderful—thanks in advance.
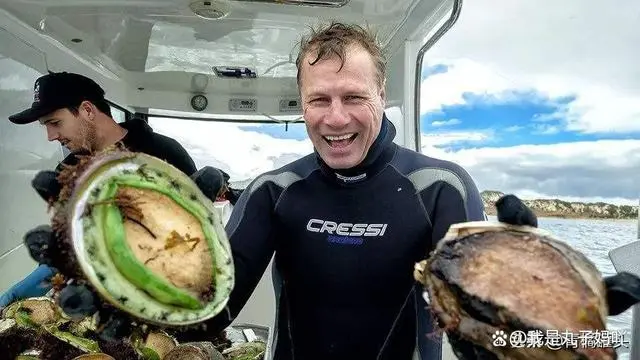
[306,219,388,237]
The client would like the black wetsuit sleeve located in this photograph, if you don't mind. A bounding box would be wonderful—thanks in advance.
[224,182,278,320]
[422,167,486,247]
[181,180,278,337]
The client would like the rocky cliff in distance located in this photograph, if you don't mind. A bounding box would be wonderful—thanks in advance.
[482,191,638,220]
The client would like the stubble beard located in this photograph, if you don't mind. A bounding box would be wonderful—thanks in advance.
[78,119,99,153]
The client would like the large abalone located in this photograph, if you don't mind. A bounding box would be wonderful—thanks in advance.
[415,221,617,359]
[1,146,239,359]
[56,149,235,327]
[414,194,640,360]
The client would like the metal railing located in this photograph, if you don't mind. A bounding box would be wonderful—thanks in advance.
[413,0,463,152]
[608,198,640,359]
[632,201,639,360]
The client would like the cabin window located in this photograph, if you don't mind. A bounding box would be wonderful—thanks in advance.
[110,106,126,123]
[0,52,65,291]
[146,104,405,184]
[416,8,638,349]
[147,114,311,186]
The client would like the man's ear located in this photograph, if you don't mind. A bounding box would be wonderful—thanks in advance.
[79,100,96,121]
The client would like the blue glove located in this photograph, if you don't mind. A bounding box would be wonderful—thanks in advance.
[0,264,55,308]
[0,170,64,308]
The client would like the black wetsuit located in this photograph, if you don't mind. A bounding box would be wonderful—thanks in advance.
[204,114,486,360]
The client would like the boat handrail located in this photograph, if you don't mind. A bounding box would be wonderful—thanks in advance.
[607,198,640,359]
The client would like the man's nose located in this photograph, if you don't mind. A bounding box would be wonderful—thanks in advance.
[46,127,58,142]
[325,101,350,127]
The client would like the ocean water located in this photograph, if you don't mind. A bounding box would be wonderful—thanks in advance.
[487,216,637,359]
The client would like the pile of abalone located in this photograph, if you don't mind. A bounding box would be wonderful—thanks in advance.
[0,146,265,360]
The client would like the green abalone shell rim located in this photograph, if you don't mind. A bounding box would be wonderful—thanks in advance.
[67,151,235,326]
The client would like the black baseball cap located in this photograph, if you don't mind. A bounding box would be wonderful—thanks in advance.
[8,71,106,124]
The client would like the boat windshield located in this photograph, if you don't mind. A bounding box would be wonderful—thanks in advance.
[147,114,312,186]
[144,104,403,186]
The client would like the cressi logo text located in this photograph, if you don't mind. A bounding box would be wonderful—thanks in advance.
[306,218,388,245]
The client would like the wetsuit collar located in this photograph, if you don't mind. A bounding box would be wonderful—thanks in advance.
[316,113,397,185]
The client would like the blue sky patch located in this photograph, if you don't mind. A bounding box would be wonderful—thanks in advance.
[419,86,637,148]
[245,63,639,149]
[421,92,576,146]
[241,123,308,140]
[422,64,449,79]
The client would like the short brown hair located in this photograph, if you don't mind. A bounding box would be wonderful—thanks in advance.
[296,22,386,89]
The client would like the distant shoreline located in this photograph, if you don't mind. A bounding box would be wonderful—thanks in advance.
[482,191,638,220]
[484,209,638,221]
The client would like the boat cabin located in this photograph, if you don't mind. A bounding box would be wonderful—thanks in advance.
[1,0,637,359]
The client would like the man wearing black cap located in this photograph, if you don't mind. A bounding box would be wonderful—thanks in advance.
[1,71,200,307]
[8,71,197,176]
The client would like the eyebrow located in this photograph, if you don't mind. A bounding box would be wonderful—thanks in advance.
[306,88,369,98]
[40,117,57,125]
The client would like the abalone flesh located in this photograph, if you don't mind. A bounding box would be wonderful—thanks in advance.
[415,221,618,360]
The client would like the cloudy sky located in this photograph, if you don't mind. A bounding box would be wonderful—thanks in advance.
[146,0,640,206]
[4,0,636,206]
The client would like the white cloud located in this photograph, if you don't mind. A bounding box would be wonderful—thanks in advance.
[148,118,313,181]
[420,59,518,114]
[422,0,640,134]
[422,130,491,147]
[0,59,38,90]
[431,118,461,127]
[422,136,640,205]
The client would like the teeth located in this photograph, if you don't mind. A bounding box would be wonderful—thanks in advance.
[324,133,354,141]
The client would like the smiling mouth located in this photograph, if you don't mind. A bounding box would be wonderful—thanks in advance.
[323,133,358,148]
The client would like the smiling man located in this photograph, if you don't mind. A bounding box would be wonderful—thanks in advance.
[180,23,487,360]
[300,34,386,171]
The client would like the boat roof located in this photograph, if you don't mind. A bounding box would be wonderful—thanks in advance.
[1,0,459,121]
